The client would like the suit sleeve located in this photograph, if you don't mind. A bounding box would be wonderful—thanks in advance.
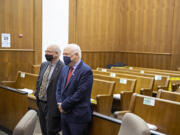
[61,69,93,111]
[56,71,63,103]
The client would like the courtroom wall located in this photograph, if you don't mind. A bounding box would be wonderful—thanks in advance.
[69,0,180,70]
[0,0,42,82]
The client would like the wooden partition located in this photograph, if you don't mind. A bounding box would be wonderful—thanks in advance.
[93,73,136,110]
[93,72,136,94]
[115,94,180,135]
[0,0,42,83]
[1,71,38,110]
[112,67,180,77]
[89,112,165,135]
[105,68,170,93]
[69,0,180,70]
[122,66,180,74]
[0,85,28,130]
[95,69,154,95]
[2,71,38,92]
[32,65,41,74]
[157,89,180,102]
[91,79,115,115]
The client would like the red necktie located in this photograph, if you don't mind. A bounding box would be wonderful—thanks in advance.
[66,67,73,85]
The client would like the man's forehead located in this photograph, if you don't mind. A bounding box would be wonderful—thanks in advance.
[47,46,55,50]
[63,47,73,53]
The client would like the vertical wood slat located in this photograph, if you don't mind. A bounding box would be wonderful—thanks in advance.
[82,51,171,70]
[0,0,42,82]
[171,0,180,69]
[69,0,179,70]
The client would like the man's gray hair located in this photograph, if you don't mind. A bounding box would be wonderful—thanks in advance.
[66,44,82,59]
[48,44,61,56]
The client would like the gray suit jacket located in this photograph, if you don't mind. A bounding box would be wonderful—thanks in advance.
[35,60,64,116]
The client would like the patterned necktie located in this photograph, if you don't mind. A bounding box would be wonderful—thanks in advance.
[65,67,73,85]
[39,64,52,100]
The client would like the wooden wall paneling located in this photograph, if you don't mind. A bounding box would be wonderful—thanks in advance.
[33,0,42,64]
[171,0,180,70]
[0,0,34,49]
[69,0,178,70]
[75,0,122,51]
[69,0,77,43]
[0,52,8,81]
[0,0,42,83]
[7,51,33,81]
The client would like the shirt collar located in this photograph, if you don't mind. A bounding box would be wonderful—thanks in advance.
[72,60,81,70]
[48,59,59,66]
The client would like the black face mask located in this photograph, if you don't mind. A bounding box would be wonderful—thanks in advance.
[45,54,53,61]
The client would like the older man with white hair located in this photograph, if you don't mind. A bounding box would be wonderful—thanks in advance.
[56,44,93,135]
[35,44,64,135]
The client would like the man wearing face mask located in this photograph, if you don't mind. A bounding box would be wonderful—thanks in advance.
[35,44,64,135]
[56,44,93,135]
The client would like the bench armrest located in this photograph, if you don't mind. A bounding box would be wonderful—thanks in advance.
[120,91,133,110]
[157,85,168,90]
[140,88,152,96]
[1,81,16,87]
[96,94,113,116]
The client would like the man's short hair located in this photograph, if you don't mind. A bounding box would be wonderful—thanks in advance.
[47,44,61,56]
[65,44,82,59]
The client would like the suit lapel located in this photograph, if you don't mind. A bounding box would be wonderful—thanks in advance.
[63,61,83,90]
[40,62,49,82]
[49,60,60,83]
[62,66,70,94]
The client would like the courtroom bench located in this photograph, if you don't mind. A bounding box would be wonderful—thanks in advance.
[91,79,115,115]
[95,68,154,96]
[89,112,166,135]
[114,93,180,135]
[104,68,170,95]
[157,89,180,102]
[93,73,136,110]
[1,71,38,110]
[0,85,28,131]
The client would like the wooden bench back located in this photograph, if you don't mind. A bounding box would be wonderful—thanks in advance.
[91,79,115,115]
[129,94,180,134]
[89,112,163,135]
[157,89,180,102]
[0,85,28,130]
[91,79,115,99]
[106,68,169,92]
[112,66,180,77]
[93,72,136,94]
[32,65,40,74]
[118,66,180,74]
[15,71,38,91]
[95,69,154,94]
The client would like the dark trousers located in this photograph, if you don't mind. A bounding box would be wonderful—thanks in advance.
[37,100,61,135]
[61,116,88,135]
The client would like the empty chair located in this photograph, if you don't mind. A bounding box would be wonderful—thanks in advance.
[118,113,150,135]
[13,110,38,135]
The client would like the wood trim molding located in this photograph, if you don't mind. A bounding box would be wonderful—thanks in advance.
[68,0,78,43]
[0,49,42,52]
[82,50,172,55]
[0,49,34,52]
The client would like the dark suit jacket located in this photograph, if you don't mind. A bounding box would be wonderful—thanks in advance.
[56,60,93,123]
[35,60,64,116]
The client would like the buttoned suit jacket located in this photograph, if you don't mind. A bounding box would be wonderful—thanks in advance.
[56,60,93,123]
